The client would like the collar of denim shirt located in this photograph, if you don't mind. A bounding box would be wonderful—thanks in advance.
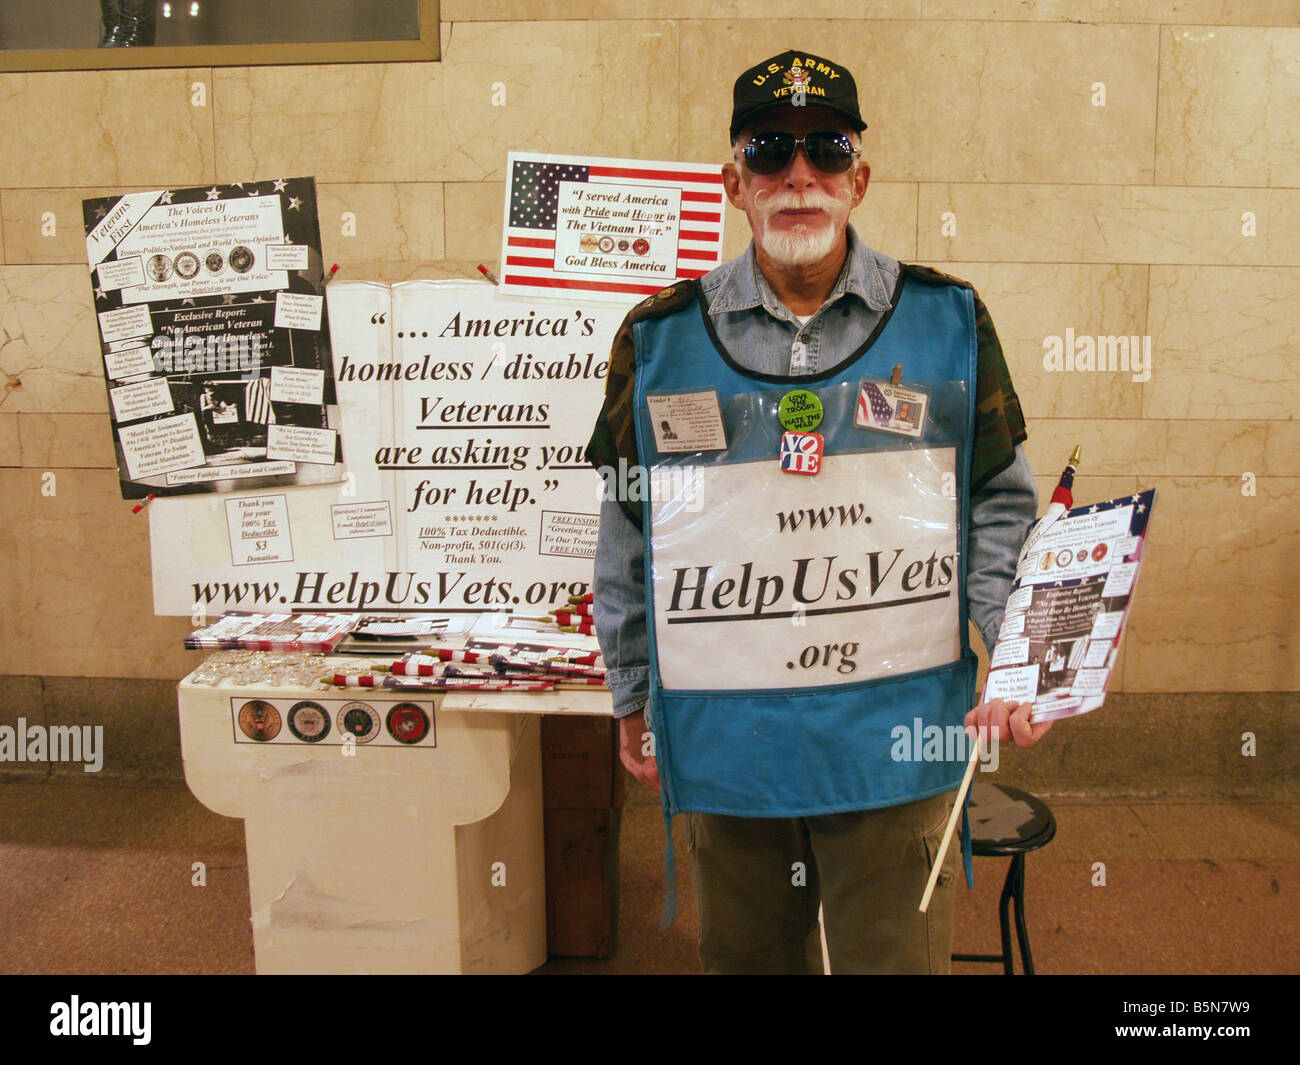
[701,223,897,324]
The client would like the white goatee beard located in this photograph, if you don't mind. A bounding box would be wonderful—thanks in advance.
[752,186,852,268]
[758,218,840,267]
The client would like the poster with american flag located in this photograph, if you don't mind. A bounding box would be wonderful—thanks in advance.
[499,152,726,302]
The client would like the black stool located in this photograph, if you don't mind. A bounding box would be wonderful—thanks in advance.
[952,781,1056,975]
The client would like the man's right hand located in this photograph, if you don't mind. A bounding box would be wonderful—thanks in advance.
[618,707,660,794]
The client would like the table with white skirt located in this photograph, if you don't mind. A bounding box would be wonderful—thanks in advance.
[177,655,610,974]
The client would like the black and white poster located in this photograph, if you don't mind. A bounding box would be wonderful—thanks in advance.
[84,176,343,498]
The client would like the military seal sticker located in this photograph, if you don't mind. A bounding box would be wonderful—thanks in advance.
[146,253,173,283]
[336,701,381,743]
[228,245,255,274]
[173,251,200,280]
[854,378,929,438]
[386,703,432,745]
[777,389,823,432]
[779,431,824,475]
[287,700,331,743]
[237,699,281,742]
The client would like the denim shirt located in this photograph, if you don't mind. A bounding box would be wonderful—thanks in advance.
[593,226,1038,718]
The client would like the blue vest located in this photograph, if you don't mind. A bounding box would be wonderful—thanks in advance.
[633,272,979,821]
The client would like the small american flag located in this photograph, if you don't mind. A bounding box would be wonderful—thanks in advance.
[858,382,893,427]
[501,152,725,301]
[244,376,275,424]
[1067,638,1089,670]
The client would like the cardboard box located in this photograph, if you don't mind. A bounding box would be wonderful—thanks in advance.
[541,714,624,809]
[540,714,624,957]
[544,806,622,958]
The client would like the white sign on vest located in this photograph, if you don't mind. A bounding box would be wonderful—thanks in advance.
[649,447,962,690]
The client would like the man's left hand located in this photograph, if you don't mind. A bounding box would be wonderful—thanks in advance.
[964,698,1053,747]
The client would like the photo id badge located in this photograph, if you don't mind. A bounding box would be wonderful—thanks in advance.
[855,379,929,438]
[645,390,727,453]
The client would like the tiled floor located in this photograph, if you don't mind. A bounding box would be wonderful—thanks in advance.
[0,778,1294,974]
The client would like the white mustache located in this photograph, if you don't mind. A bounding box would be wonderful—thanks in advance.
[753,188,851,222]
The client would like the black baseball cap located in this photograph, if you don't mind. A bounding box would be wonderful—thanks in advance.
[730,50,868,142]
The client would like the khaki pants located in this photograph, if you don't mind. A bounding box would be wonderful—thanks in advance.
[687,791,959,974]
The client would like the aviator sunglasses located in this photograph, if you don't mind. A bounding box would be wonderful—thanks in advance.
[740,130,859,175]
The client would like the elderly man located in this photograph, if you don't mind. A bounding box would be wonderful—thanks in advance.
[586,50,1049,974]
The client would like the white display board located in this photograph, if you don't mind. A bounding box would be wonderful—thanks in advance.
[152,281,629,617]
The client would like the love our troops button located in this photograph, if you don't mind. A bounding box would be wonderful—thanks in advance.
[778,389,823,432]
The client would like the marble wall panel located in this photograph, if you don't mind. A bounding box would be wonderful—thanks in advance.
[0,413,19,466]
[328,260,494,285]
[0,69,215,189]
[444,181,505,262]
[1027,419,1300,479]
[212,22,679,184]
[18,414,116,469]
[924,1,1300,23]
[916,185,1299,265]
[317,183,445,266]
[1157,26,1300,188]
[0,267,106,415]
[1123,476,1298,691]
[444,1,925,17]
[1145,265,1300,420]
[0,469,194,679]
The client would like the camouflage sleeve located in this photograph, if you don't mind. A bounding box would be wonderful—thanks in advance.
[584,312,643,528]
[971,294,1028,493]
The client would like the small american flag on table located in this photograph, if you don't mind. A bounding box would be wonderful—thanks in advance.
[500,152,726,302]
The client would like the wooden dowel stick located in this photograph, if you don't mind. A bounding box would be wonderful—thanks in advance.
[919,737,982,913]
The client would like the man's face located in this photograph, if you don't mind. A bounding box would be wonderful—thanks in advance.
[722,106,870,271]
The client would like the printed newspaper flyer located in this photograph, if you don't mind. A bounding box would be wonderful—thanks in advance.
[84,177,342,498]
[983,488,1156,722]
